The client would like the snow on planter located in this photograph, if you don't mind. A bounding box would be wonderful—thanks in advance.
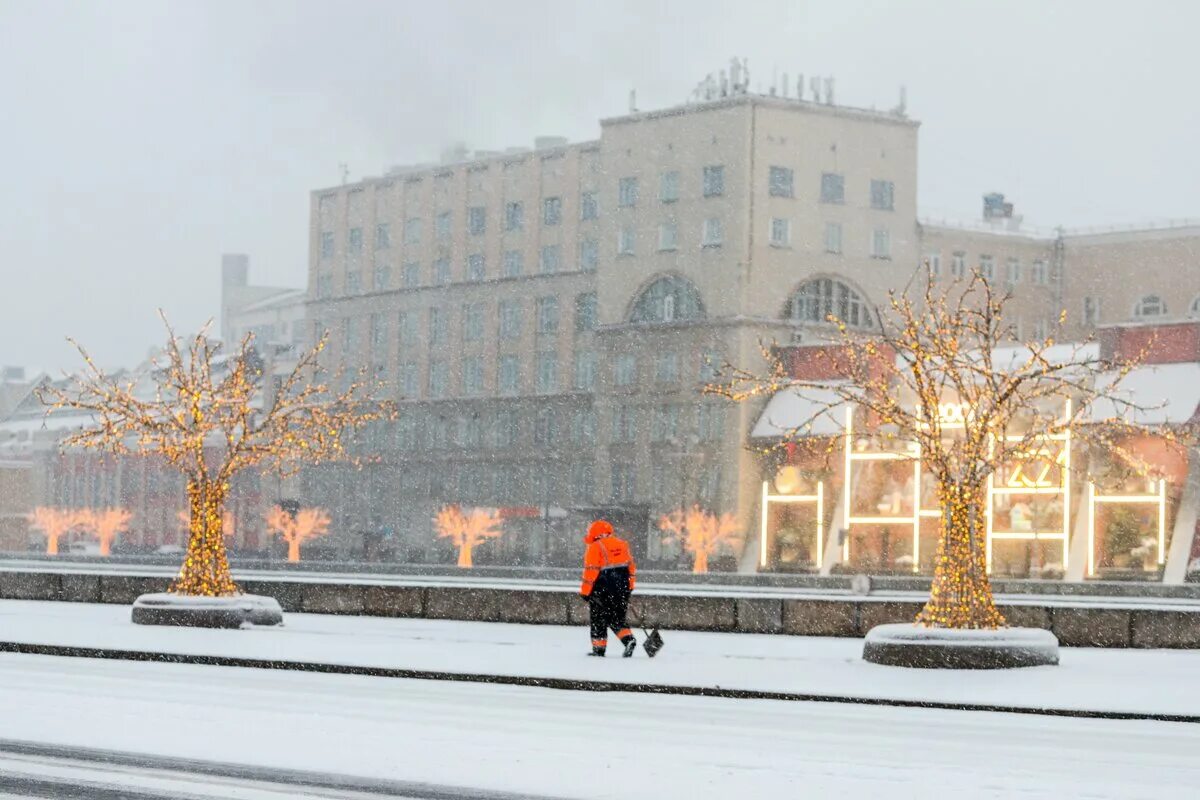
[131,593,284,629]
[862,623,1059,669]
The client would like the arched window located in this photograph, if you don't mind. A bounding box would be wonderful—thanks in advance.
[1134,294,1167,318]
[786,278,874,329]
[629,277,705,324]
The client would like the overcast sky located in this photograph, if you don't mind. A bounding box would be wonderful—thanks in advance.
[2,0,1198,373]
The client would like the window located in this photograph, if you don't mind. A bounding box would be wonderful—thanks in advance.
[655,352,679,383]
[870,180,895,210]
[348,227,363,254]
[543,196,562,226]
[320,232,334,259]
[614,354,636,387]
[428,308,447,346]
[570,409,597,445]
[498,355,520,394]
[871,228,891,259]
[618,226,636,255]
[703,165,724,197]
[397,311,418,349]
[504,201,523,231]
[698,465,721,503]
[462,303,485,342]
[1031,260,1047,285]
[580,191,598,221]
[768,166,794,197]
[659,222,678,251]
[770,218,790,247]
[702,217,723,247]
[436,212,451,240]
[570,462,594,500]
[533,408,558,446]
[820,173,845,204]
[536,296,559,334]
[618,177,639,207]
[659,171,679,203]
[1007,258,1021,284]
[536,352,558,393]
[1033,318,1049,342]
[502,249,523,278]
[462,357,484,396]
[499,300,522,340]
[539,244,561,274]
[579,238,598,272]
[402,262,420,288]
[698,350,721,382]
[630,276,705,324]
[825,221,844,253]
[428,361,448,399]
[952,251,966,279]
[979,255,995,280]
[575,292,597,332]
[369,313,388,359]
[925,253,941,277]
[427,416,450,449]
[345,271,361,294]
[1083,296,1100,326]
[399,362,419,398]
[611,405,638,443]
[494,409,518,447]
[316,274,333,299]
[404,218,420,244]
[458,415,483,448]
[651,405,681,442]
[611,464,635,502]
[1135,295,1167,318]
[373,265,390,291]
[467,206,486,236]
[573,350,597,390]
[430,258,450,285]
[788,278,873,329]
[697,405,722,445]
[464,254,485,283]
[375,223,391,249]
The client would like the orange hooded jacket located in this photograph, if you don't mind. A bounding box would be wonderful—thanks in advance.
[579,520,636,596]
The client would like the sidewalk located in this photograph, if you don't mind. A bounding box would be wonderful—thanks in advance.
[2,598,1199,717]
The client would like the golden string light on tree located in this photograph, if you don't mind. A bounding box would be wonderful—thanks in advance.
[29,507,87,555]
[716,267,1181,629]
[38,313,390,597]
[434,505,503,568]
[264,505,332,562]
[658,506,742,574]
[82,507,133,556]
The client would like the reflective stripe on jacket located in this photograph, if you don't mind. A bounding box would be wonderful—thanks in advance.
[580,533,637,596]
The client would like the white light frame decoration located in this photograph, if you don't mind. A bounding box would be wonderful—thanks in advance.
[985,399,1073,575]
[759,480,824,569]
[1086,478,1167,577]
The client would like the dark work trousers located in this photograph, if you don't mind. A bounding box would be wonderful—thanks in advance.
[588,566,633,645]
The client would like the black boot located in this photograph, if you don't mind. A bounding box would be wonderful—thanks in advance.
[622,637,637,658]
[589,645,606,657]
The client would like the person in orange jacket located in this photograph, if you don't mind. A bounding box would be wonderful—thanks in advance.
[580,519,637,657]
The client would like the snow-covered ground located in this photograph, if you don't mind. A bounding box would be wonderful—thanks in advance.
[3,599,1200,716]
[1,652,1197,799]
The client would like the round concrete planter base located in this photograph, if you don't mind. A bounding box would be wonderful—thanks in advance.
[862,623,1059,669]
[131,593,284,629]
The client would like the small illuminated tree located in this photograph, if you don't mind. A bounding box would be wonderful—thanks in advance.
[38,314,387,597]
[29,507,86,555]
[659,506,742,574]
[718,269,1175,629]
[434,505,503,568]
[265,505,332,562]
[82,507,133,556]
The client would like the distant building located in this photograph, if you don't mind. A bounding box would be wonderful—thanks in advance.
[220,254,307,350]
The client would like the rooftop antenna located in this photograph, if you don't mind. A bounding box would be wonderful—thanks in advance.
[824,77,834,105]
[629,89,638,113]
[742,58,750,93]
[770,64,778,96]
[720,68,729,97]
[809,76,821,102]
[797,73,805,101]
[894,85,908,116]
[338,162,349,185]
[729,57,742,92]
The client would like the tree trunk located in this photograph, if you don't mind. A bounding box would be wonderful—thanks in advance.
[915,481,1006,629]
[99,534,112,557]
[693,549,709,574]
[170,478,239,596]
[287,540,300,562]
[458,542,473,568]
[46,535,59,556]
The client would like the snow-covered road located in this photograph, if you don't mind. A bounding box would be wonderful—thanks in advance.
[0,653,1196,799]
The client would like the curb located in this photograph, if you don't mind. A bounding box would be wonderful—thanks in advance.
[1,640,1196,724]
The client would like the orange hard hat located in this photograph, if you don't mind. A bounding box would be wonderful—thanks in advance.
[587,519,614,539]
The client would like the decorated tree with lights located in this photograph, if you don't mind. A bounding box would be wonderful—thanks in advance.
[38,315,386,597]
[434,505,503,568]
[265,505,332,562]
[658,506,742,574]
[29,507,87,555]
[81,507,132,556]
[176,508,236,543]
[719,269,1170,629]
